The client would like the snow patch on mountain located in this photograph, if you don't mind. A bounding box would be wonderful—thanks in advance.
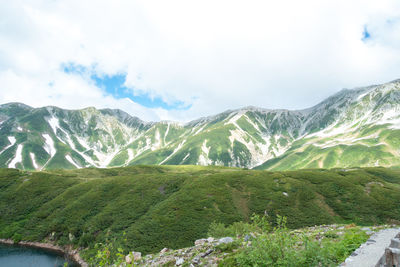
[244,114,261,132]
[66,155,81,168]
[193,125,206,136]
[42,134,56,157]
[311,132,381,149]
[198,140,212,166]
[181,153,190,163]
[376,108,400,129]
[8,144,23,168]
[225,111,244,126]
[164,123,170,144]
[126,149,134,165]
[30,153,39,169]
[46,116,68,144]
[48,116,60,135]
[152,129,162,151]
[95,150,120,168]
[159,139,187,165]
[76,137,91,151]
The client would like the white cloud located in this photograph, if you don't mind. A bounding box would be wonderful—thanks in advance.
[0,0,400,122]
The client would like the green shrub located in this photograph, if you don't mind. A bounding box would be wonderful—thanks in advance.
[89,233,133,266]
[215,240,240,253]
[234,215,304,266]
[12,233,22,243]
[207,222,234,238]
[324,231,339,239]
[207,214,270,238]
[78,233,95,247]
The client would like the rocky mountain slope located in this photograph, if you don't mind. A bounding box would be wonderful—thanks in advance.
[1,79,400,170]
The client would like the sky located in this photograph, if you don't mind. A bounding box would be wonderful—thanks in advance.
[0,0,400,122]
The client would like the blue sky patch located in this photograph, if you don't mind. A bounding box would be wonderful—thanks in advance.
[62,63,190,110]
[362,25,371,42]
[63,63,87,74]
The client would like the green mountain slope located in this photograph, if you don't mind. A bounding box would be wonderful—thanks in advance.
[1,79,400,170]
[0,166,399,257]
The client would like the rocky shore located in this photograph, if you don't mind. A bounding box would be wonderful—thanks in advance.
[0,238,88,267]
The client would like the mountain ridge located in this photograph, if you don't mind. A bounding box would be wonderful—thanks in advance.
[1,79,400,170]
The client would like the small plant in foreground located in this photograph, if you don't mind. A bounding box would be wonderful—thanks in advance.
[207,213,271,238]
[89,232,135,266]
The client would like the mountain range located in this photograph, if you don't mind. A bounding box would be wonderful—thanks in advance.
[1,79,400,170]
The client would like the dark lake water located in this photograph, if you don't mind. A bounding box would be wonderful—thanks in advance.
[0,243,78,267]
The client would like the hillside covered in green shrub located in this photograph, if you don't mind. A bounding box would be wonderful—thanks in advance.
[0,165,399,260]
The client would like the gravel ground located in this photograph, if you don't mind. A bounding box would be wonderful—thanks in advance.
[341,228,400,267]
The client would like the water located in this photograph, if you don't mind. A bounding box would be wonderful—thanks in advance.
[0,243,78,267]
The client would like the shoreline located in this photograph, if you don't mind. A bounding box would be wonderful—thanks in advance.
[0,238,88,267]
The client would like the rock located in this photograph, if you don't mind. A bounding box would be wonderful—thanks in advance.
[218,237,234,244]
[176,257,184,265]
[131,251,141,261]
[244,234,252,241]
[207,237,214,243]
[125,254,132,264]
[351,252,358,256]
[160,247,169,254]
[361,227,371,231]
[200,249,213,258]
[192,256,200,264]
[195,238,207,246]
